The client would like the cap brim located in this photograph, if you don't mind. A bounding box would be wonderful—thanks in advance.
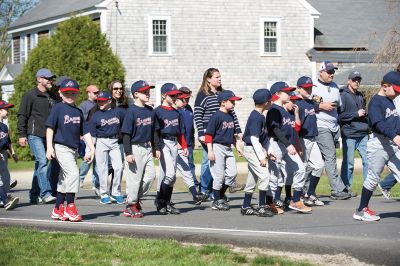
[281,87,296,91]
[299,84,315,88]
[60,88,79,93]
[165,90,182,95]
[228,96,242,101]
[271,94,280,101]
[138,85,154,92]
[0,103,14,109]
[393,84,400,93]
[290,96,301,100]
[177,93,191,99]
[96,97,111,101]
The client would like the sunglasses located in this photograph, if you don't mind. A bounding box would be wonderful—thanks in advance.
[93,91,100,95]
[325,70,335,75]
[351,78,362,83]
[42,77,54,81]
[113,87,123,91]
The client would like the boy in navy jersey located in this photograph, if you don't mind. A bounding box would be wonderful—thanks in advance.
[153,83,188,215]
[205,90,243,211]
[353,71,400,221]
[0,100,19,210]
[46,79,95,222]
[294,77,325,207]
[266,82,309,213]
[88,91,125,205]
[121,80,156,218]
[241,89,278,217]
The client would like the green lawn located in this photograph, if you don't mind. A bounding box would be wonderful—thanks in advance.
[0,227,312,266]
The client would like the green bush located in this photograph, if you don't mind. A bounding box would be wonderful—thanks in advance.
[9,16,125,160]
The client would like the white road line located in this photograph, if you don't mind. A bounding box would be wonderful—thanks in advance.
[0,218,308,236]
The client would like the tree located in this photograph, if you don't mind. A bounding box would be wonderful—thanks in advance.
[9,16,126,160]
[0,0,38,67]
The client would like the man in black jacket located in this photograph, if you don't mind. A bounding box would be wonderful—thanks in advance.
[339,71,369,196]
[17,68,59,204]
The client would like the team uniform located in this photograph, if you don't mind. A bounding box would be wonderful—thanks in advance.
[121,103,156,217]
[88,105,125,204]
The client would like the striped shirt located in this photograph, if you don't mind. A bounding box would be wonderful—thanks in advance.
[194,90,241,137]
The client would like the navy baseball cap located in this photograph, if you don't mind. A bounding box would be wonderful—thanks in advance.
[96,91,112,101]
[270,82,296,101]
[55,76,70,87]
[177,86,192,99]
[319,61,338,72]
[0,100,14,109]
[217,90,242,102]
[161,83,181,95]
[297,76,315,88]
[383,71,400,92]
[253,88,272,104]
[36,68,55,78]
[348,71,362,80]
[131,80,154,93]
[59,79,79,93]
[290,91,301,101]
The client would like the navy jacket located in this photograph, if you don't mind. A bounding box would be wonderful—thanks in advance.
[339,86,369,138]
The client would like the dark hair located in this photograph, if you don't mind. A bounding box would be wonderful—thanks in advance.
[198,68,223,95]
[108,80,128,106]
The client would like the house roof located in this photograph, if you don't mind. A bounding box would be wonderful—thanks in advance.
[8,0,105,31]
[307,0,398,52]
[4,64,23,78]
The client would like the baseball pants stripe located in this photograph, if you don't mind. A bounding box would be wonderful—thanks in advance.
[209,143,237,191]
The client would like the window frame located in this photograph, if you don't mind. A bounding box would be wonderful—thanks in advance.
[148,16,171,56]
[260,17,281,57]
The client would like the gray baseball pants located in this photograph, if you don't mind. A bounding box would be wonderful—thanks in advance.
[209,143,237,190]
[0,150,10,192]
[300,137,325,192]
[96,138,123,196]
[243,145,271,195]
[364,134,400,191]
[54,144,79,193]
[125,143,155,205]
[158,139,178,187]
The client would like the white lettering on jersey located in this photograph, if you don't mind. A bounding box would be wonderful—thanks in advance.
[282,117,295,127]
[385,108,398,118]
[100,117,120,127]
[136,117,152,126]
[64,115,81,124]
[164,118,179,128]
[0,131,8,140]
[305,108,316,116]
[222,121,235,129]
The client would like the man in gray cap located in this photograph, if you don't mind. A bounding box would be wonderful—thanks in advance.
[17,68,59,204]
[339,71,369,196]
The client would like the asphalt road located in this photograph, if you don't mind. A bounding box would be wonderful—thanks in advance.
[1,186,399,266]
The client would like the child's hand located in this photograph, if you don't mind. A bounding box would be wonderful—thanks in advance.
[182,148,188,157]
[286,144,297,155]
[260,158,267,167]
[293,104,299,115]
[46,147,56,160]
[84,151,95,163]
[236,147,243,157]
[268,152,277,161]
[126,154,135,164]
[153,150,161,159]
[12,153,18,163]
[208,151,215,161]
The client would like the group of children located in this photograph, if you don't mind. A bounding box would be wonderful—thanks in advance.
[2,70,400,224]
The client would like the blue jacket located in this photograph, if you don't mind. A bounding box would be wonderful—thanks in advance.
[339,86,369,138]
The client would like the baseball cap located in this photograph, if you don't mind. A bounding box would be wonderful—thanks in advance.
[297,76,315,88]
[217,90,242,102]
[96,91,112,101]
[131,80,154,93]
[0,100,14,109]
[86,85,99,93]
[383,71,400,92]
[161,83,181,95]
[36,68,55,79]
[290,91,301,101]
[177,86,192,99]
[253,88,272,104]
[270,82,296,101]
[348,71,362,80]
[55,76,70,87]
[319,61,338,72]
[59,79,79,93]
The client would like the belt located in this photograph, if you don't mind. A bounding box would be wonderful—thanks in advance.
[132,142,151,147]
[162,135,177,141]
[214,142,232,147]
[98,135,118,139]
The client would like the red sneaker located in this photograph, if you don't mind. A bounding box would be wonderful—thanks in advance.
[122,203,144,218]
[64,203,83,222]
[51,205,67,221]
[365,207,376,215]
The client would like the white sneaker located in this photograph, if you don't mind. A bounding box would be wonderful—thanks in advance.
[378,184,391,200]
[5,196,19,210]
[353,207,380,221]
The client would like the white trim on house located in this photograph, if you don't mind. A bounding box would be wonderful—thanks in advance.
[100,10,107,34]
[95,0,112,8]
[259,17,281,57]
[298,0,320,16]
[148,15,172,57]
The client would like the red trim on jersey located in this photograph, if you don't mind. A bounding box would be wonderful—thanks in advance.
[295,122,301,132]
[204,134,213,144]
[177,134,188,149]
[160,105,174,110]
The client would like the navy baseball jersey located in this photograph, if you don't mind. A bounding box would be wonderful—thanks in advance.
[154,105,184,137]
[178,105,195,147]
[0,122,11,151]
[242,110,269,148]
[88,108,124,138]
[296,99,318,138]
[121,104,154,143]
[368,95,400,139]
[46,102,84,149]
[205,110,236,145]
[266,104,296,145]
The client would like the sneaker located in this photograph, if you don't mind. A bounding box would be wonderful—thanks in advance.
[268,203,284,215]
[240,206,259,216]
[93,187,101,197]
[51,205,67,220]
[42,195,57,204]
[194,193,208,205]
[211,199,230,211]
[10,179,17,189]
[308,195,324,206]
[30,197,43,204]
[257,205,275,217]
[283,197,291,208]
[111,195,125,205]
[100,195,112,204]
[347,188,358,197]
[155,199,168,215]
[64,203,83,222]
[378,184,391,200]
[166,202,180,215]
[303,196,314,207]
[289,200,312,213]
[330,191,351,200]
[123,203,144,218]
[4,196,19,211]
[274,199,284,208]
[229,182,245,193]
[353,207,380,221]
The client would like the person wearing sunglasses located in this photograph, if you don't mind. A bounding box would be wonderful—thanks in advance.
[339,71,369,197]
[313,61,351,200]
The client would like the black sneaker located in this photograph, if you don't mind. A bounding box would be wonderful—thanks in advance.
[194,193,208,205]
[240,206,259,216]
[211,199,230,211]
[257,205,275,217]
[274,199,284,208]
[330,191,351,200]
[10,179,17,189]
[283,197,291,208]
[166,202,180,215]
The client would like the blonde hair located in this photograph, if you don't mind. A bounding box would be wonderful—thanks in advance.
[198,68,223,95]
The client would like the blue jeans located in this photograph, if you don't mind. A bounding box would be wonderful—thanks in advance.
[340,135,368,187]
[79,160,100,188]
[188,146,199,185]
[28,135,55,199]
[199,143,213,193]
[380,173,398,190]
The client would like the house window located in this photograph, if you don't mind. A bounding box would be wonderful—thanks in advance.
[20,35,26,63]
[38,30,49,42]
[260,18,281,56]
[148,16,171,55]
[13,36,20,64]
